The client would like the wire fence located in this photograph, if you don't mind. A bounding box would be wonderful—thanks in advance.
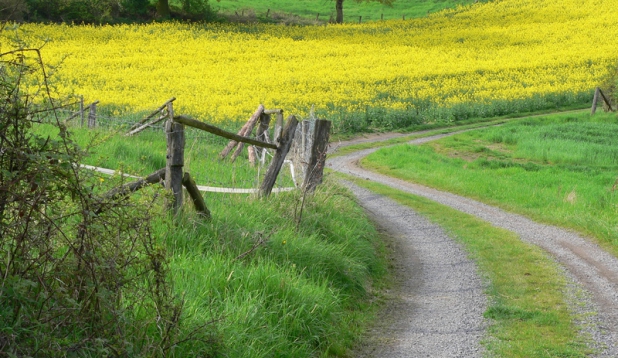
[49,98,303,215]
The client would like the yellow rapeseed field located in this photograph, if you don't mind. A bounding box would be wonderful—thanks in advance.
[7,0,618,124]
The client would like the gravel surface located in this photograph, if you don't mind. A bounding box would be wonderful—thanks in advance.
[328,133,618,357]
[346,183,487,358]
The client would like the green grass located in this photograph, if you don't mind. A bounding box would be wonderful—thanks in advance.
[41,122,294,189]
[206,0,479,23]
[344,176,590,357]
[330,108,589,157]
[157,179,388,356]
[362,111,618,256]
[35,122,388,356]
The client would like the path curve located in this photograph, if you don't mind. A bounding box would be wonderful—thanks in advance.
[327,132,618,357]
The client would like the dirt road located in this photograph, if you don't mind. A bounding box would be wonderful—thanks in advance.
[327,132,618,357]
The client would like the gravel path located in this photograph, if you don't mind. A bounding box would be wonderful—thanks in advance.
[346,183,487,358]
[327,133,618,357]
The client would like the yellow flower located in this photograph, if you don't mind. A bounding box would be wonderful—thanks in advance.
[14,0,618,124]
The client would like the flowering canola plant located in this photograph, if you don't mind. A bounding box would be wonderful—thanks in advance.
[10,0,618,124]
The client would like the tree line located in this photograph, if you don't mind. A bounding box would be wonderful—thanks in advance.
[1,0,393,24]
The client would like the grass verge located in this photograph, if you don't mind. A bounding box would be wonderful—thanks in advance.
[361,111,618,257]
[343,175,590,357]
[157,178,388,356]
[330,108,589,157]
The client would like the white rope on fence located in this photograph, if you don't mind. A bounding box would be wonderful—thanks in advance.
[81,165,295,194]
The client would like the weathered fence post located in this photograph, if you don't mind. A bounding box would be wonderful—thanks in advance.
[260,115,299,197]
[220,104,265,159]
[166,119,185,215]
[79,96,84,127]
[591,87,600,115]
[316,13,319,21]
[359,16,362,23]
[250,113,271,166]
[88,100,99,128]
[303,120,331,193]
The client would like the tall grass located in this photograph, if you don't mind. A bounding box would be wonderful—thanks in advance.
[362,111,618,255]
[39,123,388,356]
[155,179,387,356]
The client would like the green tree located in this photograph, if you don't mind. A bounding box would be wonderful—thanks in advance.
[335,0,394,23]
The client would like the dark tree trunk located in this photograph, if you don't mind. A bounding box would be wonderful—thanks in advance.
[336,0,344,23]
[157,0,170,18]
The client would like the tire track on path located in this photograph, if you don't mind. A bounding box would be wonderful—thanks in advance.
[328,132,618,357]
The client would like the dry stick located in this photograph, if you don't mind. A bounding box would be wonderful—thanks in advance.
[234,234,268,261]
[96,168,166,214]
[174,115,277,149]
[220,104,265,159]
[128,97,176,131]
[259,115,299,197]
[182,172,211,219]
[126,114,168,136]
[65,100,91,123]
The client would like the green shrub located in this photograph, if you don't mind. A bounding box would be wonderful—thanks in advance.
[0,29,206,357]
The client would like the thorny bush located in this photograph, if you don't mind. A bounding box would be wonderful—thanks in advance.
[0,27,188,357]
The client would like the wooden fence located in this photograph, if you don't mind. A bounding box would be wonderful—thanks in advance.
[68,99,331,218]
[591,87,614,115]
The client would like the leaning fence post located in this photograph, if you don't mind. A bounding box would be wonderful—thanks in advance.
[165,119,185,215]
[303,120,331,193]
[88,101,99,128]
[260,115,299,197]
[274,111,284,146]
[182,172,210,219]
[591,87,600,115]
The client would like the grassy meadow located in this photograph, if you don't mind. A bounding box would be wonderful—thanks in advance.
[362,111,618,255]
[8,0,617,134]
[209,0,478,22]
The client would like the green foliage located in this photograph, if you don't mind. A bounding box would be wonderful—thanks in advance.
[177,0,215,20]
[0,0,28,21]
[24,0,122,23]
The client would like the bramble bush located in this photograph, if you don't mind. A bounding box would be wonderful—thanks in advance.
[0,28,209,356]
